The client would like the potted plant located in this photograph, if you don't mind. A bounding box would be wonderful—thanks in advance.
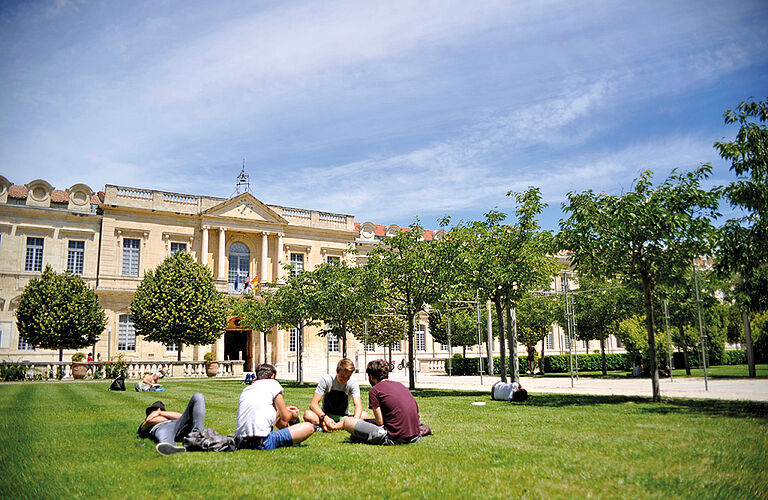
[204,352,218,377]
[71,352,87,380]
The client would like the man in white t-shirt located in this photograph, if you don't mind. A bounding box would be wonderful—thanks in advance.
[303,358,369,431]
[491,380,529,402]
[234,364,315,450]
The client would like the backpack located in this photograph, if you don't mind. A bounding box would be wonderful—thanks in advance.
[109,376,126,391]
[182,429,236,452]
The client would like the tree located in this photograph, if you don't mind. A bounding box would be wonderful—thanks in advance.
[448,189,559,383]
[269,269,318,384]
[130,251,228,361]
[349,311,406,364]
[516,294,561,374]
[16,265,106,361]
[305,262,378,358]
[559,167,720,401]
[572,276,639,375]
[428,307,480,357]
[712,98,768,377]
[366,221,444,389]
[229,290,278,366]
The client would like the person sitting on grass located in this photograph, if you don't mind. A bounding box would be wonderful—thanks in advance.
[137,393,205,455]
[234,363,315,450]
[303,358,369,432]
[490,380,529,402]
[342,359,422,446]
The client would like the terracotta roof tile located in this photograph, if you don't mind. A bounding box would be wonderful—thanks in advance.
[356,221,434,240]
[50,189,68,203]
[91,191,105,204]
[8,185,28,198]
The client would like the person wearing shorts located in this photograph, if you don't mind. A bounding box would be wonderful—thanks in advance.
[303,358,368,432]
[342,359,421,446]
[234,363,315,450]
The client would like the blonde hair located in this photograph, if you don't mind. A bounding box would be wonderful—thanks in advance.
[337,358,355,373]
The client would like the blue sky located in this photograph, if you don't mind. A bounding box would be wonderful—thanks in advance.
[1,1,766,230]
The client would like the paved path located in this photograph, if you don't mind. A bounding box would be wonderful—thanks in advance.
[301,368,768,402]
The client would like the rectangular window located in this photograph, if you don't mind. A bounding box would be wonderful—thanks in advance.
[440,343,449,351]
[170,242,187,254]
[416,325,426,352]
[18,336,34,351]
[122,238,140,276]
[289,328,298,353]
[327,333,340,353]
[326,256,340,266]
[166,343,178,352]
[290,253,304,276]
[25,237,44,272]
[391,341,401,352]
[67,240,85,275]
[118,315,136,351]
[546,330,554,349]
[364,342,376,352]
[584,340,590,349]
[616,336,623,348]
[564,333,571,350]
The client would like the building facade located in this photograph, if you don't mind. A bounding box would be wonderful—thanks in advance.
[0,175,623,376]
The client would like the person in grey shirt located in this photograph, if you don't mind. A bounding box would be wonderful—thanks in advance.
[303,358,368,431]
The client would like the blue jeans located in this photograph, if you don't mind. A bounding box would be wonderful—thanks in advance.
[237,427,294,450]
[151,392,206,444]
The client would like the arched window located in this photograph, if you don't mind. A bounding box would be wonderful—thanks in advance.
[228,242,250,293]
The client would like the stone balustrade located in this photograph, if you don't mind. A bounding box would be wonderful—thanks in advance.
[1,360,245,381]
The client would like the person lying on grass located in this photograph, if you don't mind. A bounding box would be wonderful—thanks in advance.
[138,393,205,455]
[136,371,164,392]
[234,363,315,450]
[342,359,422,445]
[303,358,369,432]
[490,381,529,402]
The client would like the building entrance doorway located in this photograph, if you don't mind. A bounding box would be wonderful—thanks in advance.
[225,317,253,371]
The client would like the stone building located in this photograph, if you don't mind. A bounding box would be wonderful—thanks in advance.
[0,175,623,376]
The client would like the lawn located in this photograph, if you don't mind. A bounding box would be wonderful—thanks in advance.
[1,380,767,499]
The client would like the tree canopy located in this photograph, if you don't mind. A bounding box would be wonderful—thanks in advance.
[559,167,720,401]
[366,221,444,389]
[447,188,559,383]
[130,251,228,360]
[16,265,106,361]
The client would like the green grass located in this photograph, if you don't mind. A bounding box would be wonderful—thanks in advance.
[1,380,767,499]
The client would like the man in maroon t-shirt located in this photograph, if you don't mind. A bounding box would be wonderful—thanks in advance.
[342,359,421,445]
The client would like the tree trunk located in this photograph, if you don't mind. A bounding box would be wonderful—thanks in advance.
[743,311,756,378]
[678,324,691,375]
[341,324,348,359]
[388,345,392,365]
[59,349,63,362]
[486,300,494,375]
[506,299,519,383]
[177,343,182,362]
[462,345,466,357]
[297,324,304,385]
[539,336,545,375]
[600,329,607,376]
[641,278,661,402]
[494,297,507,382]
[407,313,416,390]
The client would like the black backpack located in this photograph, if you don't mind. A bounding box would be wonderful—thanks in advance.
[109,375,126,391]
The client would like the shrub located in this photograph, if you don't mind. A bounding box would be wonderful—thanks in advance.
[104,355,128,379]
[541,353,633,373]
[0,361,28,381]
[721,350,746,365]
[71,352,85,362]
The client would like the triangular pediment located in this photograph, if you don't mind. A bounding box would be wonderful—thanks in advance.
[202,193,287,223]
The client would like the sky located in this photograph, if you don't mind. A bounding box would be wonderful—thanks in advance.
[1,0,766,230]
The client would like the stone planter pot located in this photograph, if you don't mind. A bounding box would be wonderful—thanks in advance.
[72,362,88,380]
[206,362,219,377]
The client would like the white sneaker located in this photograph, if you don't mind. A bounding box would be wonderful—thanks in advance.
[156,442,186,455]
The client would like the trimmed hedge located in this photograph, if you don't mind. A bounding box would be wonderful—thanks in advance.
[672,349,747,369]
[541,353,633,373]
[445,350,751,375]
